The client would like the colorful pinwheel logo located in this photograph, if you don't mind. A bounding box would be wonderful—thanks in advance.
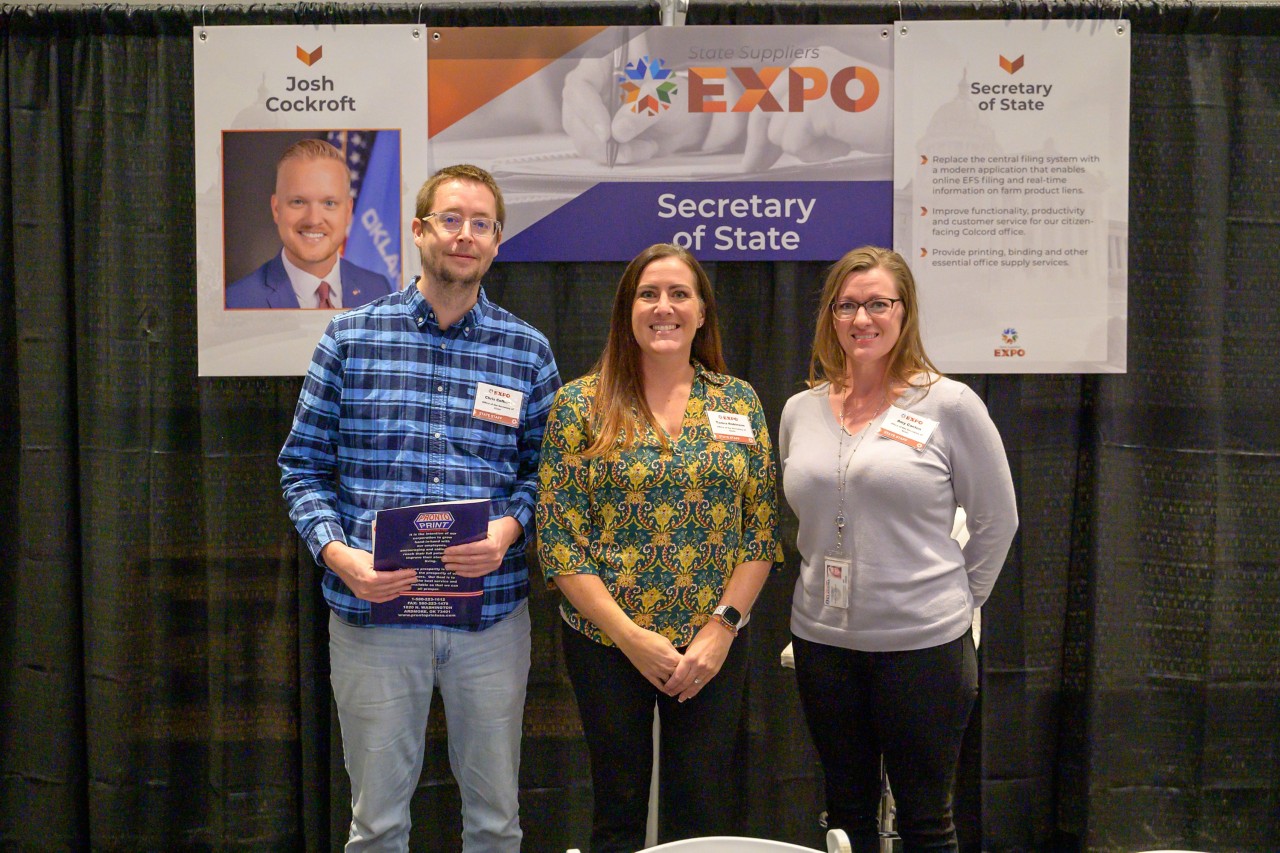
[618,56,678,115]
[1001,328,1019,345]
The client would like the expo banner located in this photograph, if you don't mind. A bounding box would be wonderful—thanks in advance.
[193,22,1128,376]
[194,24,428,377]
[426,25,894,261]
[893,20,1130,373]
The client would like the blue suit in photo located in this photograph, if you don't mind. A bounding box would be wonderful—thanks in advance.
[225,254,394,309]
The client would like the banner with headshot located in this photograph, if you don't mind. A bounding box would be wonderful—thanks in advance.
[426,25,894,262]
[893,20,1130,373]
[194,24,428,377]
[193,22,1129,376]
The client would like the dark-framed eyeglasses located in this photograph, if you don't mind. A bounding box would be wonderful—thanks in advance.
[830,297,902,320]
[421,212,501,239]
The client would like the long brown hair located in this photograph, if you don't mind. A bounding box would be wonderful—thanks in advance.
[808,246,941,393]
[583,243,726,458]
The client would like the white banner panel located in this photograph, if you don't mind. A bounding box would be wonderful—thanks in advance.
[194,25,428,377]
[894,20,1129,373]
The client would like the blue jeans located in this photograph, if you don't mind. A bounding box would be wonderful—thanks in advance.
[792,632,978,853]
[329,603,531,852]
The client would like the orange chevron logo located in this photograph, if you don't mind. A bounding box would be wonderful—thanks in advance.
[296,45,323,66]
[999,54,1024,74]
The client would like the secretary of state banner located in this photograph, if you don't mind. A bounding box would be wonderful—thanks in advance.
[425,25,895,261]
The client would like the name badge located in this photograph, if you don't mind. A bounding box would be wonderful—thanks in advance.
[706,410,755,444]
[823,555,851,609]
[877,405,939,451]
[472,381,524,427]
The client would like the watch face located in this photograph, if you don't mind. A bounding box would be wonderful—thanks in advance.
[717,605,742,627]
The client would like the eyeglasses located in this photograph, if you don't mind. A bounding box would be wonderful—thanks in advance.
[421,212,501,239]
[830,297,901,320]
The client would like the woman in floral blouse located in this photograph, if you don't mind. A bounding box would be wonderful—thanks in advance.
[537,243,781,852]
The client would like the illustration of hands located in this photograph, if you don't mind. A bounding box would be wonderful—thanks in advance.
[741,52,893,172]
[561,50,715,167]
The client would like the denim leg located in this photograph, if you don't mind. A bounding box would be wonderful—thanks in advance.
[656,625,751,842]
[792,635,883,853]
[435,602,531,853]
[560,622,657,853]
[329,614,436,853]
[875,633,978,853]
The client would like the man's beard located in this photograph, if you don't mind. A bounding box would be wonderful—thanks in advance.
[423,252,485,290]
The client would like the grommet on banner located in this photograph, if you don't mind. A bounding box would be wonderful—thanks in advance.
[199,4,207,41]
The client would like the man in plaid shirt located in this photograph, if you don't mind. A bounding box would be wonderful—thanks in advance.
[279,164,561,852]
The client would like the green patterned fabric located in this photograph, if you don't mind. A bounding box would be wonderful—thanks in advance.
[538,364,782,646]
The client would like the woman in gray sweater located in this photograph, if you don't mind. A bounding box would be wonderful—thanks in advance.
[779,246,1018,852]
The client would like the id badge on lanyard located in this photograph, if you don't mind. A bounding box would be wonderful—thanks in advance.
[822,551,851,609]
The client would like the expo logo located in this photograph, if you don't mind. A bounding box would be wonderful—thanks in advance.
[414,511,455,532]
[995,327,1025,357]
[622,56,881,115]
[618,56,678,115]
[689,64,879,113]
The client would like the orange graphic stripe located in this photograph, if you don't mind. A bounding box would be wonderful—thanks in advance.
[429,26,610,136]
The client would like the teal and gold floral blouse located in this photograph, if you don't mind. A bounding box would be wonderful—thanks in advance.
[536,364,781,647]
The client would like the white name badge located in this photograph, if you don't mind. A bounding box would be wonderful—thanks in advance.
[706,410,756,444]
[472,381,524,427]
[823,555,851,609]
[878,405,939,451]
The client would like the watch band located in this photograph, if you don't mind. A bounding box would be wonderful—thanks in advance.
[710,612,738,637]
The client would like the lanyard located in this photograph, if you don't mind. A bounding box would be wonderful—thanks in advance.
[832,390,887,555]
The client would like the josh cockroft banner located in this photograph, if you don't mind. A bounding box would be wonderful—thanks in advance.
[426,25,894,261]
[194,25,428,377]
[893,20,1130,373]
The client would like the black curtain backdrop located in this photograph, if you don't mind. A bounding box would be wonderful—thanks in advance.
[2,2,1277,851]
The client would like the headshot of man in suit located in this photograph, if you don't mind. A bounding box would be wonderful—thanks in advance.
[225,139,394,310]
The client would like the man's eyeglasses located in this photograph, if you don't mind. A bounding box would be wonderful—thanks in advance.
[421,212,501,239]
[830,297,902,320]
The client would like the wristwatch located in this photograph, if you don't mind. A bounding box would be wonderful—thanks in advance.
[712,604,745,635]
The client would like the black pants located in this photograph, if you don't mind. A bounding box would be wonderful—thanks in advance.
[561,621,750,853]
[792,632,978,853]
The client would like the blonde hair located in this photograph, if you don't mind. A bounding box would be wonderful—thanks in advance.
[276,139,350,191]
[808,246,941,393]
[583,244,726,458]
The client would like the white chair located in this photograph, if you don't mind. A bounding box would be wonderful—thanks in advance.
[567,828,852,853]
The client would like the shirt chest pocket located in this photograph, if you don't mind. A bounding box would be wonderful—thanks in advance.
[462,416,519,464]
[459,378,525,474]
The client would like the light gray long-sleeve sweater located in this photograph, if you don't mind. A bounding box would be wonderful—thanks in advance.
[779,376,1018,652]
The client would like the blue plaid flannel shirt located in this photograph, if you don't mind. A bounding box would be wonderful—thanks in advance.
[279,282,561,629]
